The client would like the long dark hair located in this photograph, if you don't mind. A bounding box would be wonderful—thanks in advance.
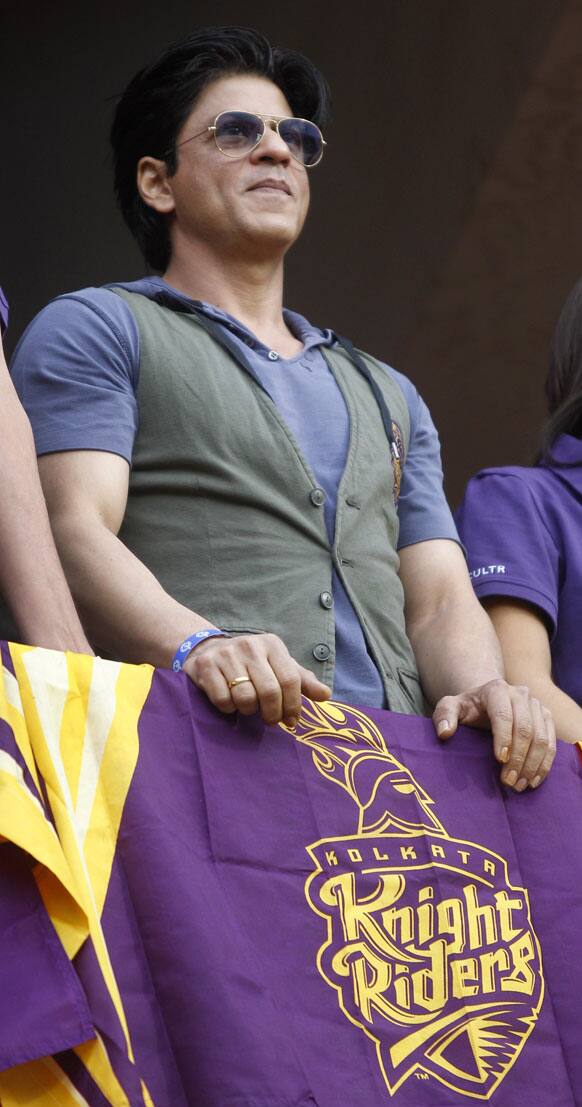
[539,277,582,461]
[110,26,331,273]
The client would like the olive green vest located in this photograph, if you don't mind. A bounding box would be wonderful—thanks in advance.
[114,289,425,714]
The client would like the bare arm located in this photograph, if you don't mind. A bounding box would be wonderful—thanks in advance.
[399,540,504,701]
[485,597,582,744]
[399,539,556,789]
[0,352,91,652]
[38,449,330,725]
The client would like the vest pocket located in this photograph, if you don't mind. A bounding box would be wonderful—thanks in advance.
[220,626,269,636]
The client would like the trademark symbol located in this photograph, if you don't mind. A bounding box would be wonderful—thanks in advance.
[415,1072,429,1080]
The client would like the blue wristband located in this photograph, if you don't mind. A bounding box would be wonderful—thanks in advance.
[171,629,230,672]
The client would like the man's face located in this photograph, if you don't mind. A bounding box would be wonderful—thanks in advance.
[162,74,311,261]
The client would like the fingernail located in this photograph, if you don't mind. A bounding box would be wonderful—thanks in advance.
[504,769,518,787]
[531,775,541,789]
[286,717,299,731]
[515,778,528,792]
[500,746,509,763]
[437,720,450,737]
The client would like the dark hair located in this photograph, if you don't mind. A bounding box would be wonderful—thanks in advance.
[111,26,331,271]
[539,277,582,461]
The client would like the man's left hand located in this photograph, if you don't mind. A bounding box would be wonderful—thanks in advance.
[433,679,556,791]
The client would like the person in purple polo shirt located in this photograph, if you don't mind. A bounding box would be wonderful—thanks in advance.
[7,28,556,790]
[0,288,90,652]
[457,276,582,744]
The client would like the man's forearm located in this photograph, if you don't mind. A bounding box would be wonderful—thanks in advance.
[51,509,214,664]
[49,509,332,727]
[0,381,91,652]
[407,594,504,707]
[399,541,555,790]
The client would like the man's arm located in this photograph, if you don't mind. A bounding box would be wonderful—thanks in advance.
[38,449,331,726]
[399,539,556,790]
[485,597,582,744]
[0,354,91,653]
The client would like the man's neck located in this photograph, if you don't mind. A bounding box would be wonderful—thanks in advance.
[163,245,303,356]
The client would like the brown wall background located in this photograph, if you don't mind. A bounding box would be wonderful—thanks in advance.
[3,0,582,505]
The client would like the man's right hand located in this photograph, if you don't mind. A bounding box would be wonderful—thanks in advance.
[183,632,331,727]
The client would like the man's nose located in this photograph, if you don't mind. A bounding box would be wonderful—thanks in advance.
[251,121,291,163]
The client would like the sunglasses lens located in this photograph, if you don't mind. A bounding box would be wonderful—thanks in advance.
[279,119,323,166]
[214,111,263,155]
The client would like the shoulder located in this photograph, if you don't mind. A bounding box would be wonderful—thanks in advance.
[376,361,441,459]
[9,286,142,461]
[349,346,429,440]
[24,285,137,350]
[378,362,418,408]
[459,465,553,515]
[371,362,456,545]
[333,339,441,466]
[366,356,433,438]
[350,347,418,411]
[11,285,140,391]
[464,463,540,486]
[456,465,562,627]
[457,464,562,572]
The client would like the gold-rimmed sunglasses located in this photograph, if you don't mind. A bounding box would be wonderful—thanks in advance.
[172,109,326,167]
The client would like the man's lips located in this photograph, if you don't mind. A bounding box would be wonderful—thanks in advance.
[247,178,291,195]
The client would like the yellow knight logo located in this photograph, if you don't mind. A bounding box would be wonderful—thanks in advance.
[282,701,544,1100]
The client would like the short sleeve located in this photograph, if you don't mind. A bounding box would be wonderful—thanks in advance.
[455,470,560,633]
[10,288,139,462]
[388,369,460,550]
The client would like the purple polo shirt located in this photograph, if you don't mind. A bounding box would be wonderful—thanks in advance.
[0,288,8,337]
[455,434,582,705]
[10,277,458,708]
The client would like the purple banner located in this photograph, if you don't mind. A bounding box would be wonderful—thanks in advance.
[1,662,582,1106]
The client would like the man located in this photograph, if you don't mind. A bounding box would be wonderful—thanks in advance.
[0,288,90,653]
[9,27,554,789]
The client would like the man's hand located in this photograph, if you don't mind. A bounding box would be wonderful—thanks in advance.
[184,632,331,727]
[433,679,556,791]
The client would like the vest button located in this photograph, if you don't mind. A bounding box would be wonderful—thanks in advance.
[319,591,333,609]
[312,643,331,662]
[310,487,326,506]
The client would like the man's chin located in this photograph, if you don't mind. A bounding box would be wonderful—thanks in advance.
[239,217,302,255]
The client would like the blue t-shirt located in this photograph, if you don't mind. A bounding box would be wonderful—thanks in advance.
[456,434,582,706]
[11,277,458,706]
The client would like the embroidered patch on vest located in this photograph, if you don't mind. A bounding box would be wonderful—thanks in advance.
[392,421,404,503]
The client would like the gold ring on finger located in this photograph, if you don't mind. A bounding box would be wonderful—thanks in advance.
[228,676,253,689]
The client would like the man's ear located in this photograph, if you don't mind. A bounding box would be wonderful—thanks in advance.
[137,156,176,214]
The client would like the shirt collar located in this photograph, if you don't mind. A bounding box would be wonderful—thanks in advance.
[111,276,336,354]
[542,433,582,465]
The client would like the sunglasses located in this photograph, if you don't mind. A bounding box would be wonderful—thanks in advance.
[173,110,326,168]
